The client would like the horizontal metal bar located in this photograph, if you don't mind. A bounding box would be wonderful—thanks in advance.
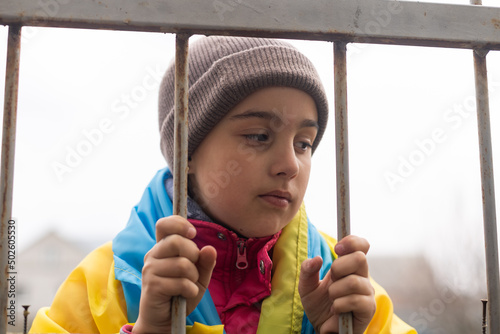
[1,0,500,50]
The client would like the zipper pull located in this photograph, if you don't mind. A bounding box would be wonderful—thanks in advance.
[236,239,248,269]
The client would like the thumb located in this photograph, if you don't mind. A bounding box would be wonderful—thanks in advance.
[298,256,323,297]
[187,246,217,315]
[197,245,217,290]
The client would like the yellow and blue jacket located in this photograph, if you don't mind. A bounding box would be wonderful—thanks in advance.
[31,168,417,333]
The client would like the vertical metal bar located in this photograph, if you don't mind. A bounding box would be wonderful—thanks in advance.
[0,25,22,333]
[171,32,190,334]
[22,305,29,334]
[334,41,350,239]
[334,41,353,334]
[482,299,488,334]
[470,2,500,334]
[472,47,500,334]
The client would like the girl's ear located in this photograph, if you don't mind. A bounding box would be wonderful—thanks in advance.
[188,156,196,174]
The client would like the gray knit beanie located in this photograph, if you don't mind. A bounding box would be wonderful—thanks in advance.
[159,36,329,169]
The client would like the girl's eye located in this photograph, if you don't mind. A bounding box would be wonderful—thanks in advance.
[244,133,269,143]
[295,141,313,152]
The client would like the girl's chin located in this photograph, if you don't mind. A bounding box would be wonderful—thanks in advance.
[238,224,285,238]
[209,210,293,238]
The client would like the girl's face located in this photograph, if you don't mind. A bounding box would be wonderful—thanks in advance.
[189,87,318,238]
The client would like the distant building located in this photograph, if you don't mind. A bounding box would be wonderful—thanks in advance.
[13,231,104,332]
[369,255,437,322]
[369,255,484,334]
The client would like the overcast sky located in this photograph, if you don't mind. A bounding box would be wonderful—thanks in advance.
[0,0,499,290]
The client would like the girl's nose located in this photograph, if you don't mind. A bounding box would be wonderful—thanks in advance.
[270,142,299,179]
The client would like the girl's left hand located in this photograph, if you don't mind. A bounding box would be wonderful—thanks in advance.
[298,235,376,334]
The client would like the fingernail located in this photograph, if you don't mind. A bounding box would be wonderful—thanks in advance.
[187,227,196,238]
[335,243,345,255]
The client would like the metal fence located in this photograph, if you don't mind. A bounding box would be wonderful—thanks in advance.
[1,0,499,333]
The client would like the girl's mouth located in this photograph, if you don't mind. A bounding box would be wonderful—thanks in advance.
[259,190,292,208]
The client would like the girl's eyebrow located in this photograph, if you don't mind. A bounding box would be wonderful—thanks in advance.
[300,119,319,130]
[229,110,319,129]
[229,110,275,121]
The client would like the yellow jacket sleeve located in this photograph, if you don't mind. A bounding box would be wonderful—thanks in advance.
[187,323,224,333]
[30,242,128,334]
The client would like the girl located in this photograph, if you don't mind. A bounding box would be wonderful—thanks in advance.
[31,36,416,334]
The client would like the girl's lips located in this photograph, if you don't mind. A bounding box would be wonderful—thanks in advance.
[259,195,290,208]
[259,191,292,208]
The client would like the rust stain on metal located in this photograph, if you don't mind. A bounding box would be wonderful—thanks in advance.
[492,18,500,29]
[353,6,361,29]
[341,314,349,327]
[339,312,353,334]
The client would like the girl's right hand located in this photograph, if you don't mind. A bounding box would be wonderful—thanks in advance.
[132,215,217,334]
